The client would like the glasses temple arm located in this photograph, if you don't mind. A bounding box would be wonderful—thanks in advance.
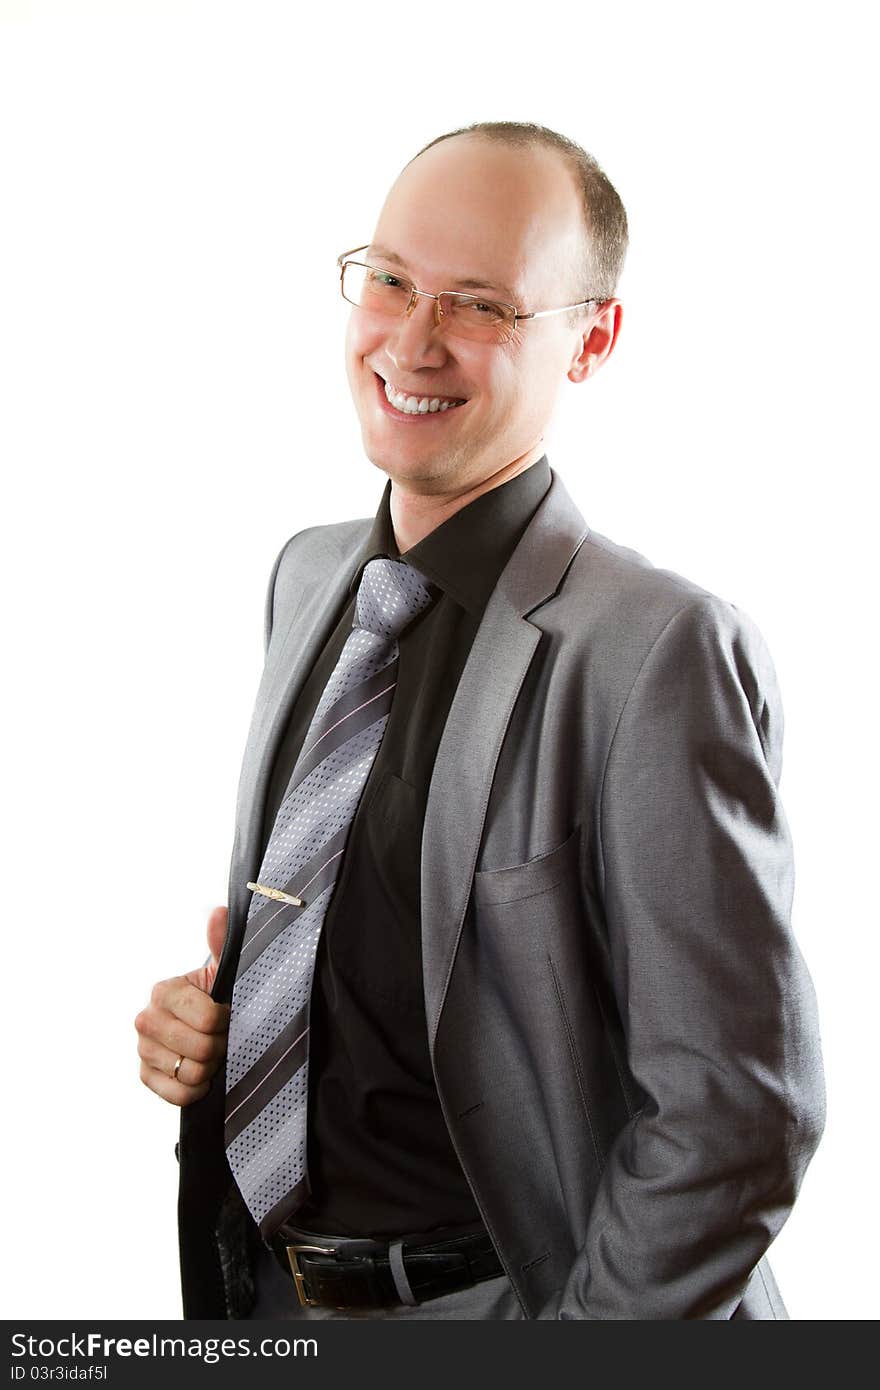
[337,244,371,267]
[516,299,601,323]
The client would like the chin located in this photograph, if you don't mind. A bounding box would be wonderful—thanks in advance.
[367,446,429,478]
[368,442,447,487]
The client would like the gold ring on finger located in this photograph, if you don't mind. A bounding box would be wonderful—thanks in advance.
[172,1054,185,1081]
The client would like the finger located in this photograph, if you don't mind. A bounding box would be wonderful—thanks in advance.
[150,977,231,1035]
[181,907,229,996]
[139,1059,211,1107]
[136,1032,224,1089]
[135,1004,228,1065]
[184,961,215,994]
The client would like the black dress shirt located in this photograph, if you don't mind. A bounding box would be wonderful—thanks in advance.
[259,455,552,1237]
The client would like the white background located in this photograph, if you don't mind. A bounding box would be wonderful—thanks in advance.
[1,0,875,1320]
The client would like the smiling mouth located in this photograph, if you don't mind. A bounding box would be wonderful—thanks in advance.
[375,372,467,416]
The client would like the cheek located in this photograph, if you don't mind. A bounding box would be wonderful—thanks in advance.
[456,349,504,406]
[511,345,564,412]
[477,357,525,416]
[346,310,384,366]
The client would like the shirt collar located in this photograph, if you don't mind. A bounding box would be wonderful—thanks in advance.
[347,455,552,616]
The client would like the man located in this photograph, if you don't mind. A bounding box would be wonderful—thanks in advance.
[136,121,826,1320]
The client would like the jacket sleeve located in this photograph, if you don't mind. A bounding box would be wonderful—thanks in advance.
[538,596,826,1319]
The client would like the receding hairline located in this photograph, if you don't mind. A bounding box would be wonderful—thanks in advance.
[388,130,596,308]
[405,126,571,171]
[401,120,629,305]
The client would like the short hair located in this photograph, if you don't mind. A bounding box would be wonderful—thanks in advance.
[408,121,628,322]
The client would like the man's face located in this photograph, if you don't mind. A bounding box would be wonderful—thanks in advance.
[344,135,601,495]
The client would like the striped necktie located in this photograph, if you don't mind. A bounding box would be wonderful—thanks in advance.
[223,555,436,1240]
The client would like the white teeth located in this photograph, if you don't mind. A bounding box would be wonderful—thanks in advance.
[382,378,464,415]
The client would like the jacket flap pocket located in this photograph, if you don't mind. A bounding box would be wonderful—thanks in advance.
[473,822,582,907]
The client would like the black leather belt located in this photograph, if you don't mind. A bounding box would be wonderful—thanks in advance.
[269,1220,505,1309]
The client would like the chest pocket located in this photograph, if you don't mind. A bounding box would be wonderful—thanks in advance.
[472,821,583,909]
[369,768,422,833]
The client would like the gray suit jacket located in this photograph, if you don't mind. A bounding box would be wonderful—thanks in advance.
[178,464,825,1319]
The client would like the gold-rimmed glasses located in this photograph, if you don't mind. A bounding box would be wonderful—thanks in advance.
[336,245,602,346]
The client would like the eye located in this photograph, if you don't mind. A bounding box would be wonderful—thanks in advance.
[368,269,405,289]
[465,299,505,320]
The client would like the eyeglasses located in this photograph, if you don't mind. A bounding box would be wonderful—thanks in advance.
[336,245,602,346]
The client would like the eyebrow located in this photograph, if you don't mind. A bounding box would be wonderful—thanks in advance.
[367,244,518,304]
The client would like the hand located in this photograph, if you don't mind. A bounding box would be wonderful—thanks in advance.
[135,905,231,1106]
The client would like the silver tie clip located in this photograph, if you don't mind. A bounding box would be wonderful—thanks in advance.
[247,881,305,908]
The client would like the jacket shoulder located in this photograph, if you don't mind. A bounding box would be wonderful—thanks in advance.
[579,527,719,609]
[264,517,372,647]
[554,525,777,735]
[572,525,765,639]
[275,516,372,573]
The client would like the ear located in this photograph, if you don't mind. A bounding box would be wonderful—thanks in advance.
[567,299,623,383]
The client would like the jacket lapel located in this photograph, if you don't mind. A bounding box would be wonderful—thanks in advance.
[420,472,589,1049]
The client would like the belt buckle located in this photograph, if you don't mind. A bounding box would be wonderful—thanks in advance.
[285,1241,338,1308]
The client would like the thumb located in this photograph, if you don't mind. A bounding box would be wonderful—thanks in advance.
[183,905,230,996]
[206,905,228,970]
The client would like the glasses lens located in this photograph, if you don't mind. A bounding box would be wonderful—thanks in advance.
[341,262,413,315]
[339,262,515,344]
[439,293,515,344]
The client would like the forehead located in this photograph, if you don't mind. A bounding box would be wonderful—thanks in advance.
[371,135,584,303]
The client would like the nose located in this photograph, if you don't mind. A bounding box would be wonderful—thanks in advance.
[384,292,448,374]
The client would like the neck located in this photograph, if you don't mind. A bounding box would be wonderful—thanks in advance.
[389,444,544,553]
